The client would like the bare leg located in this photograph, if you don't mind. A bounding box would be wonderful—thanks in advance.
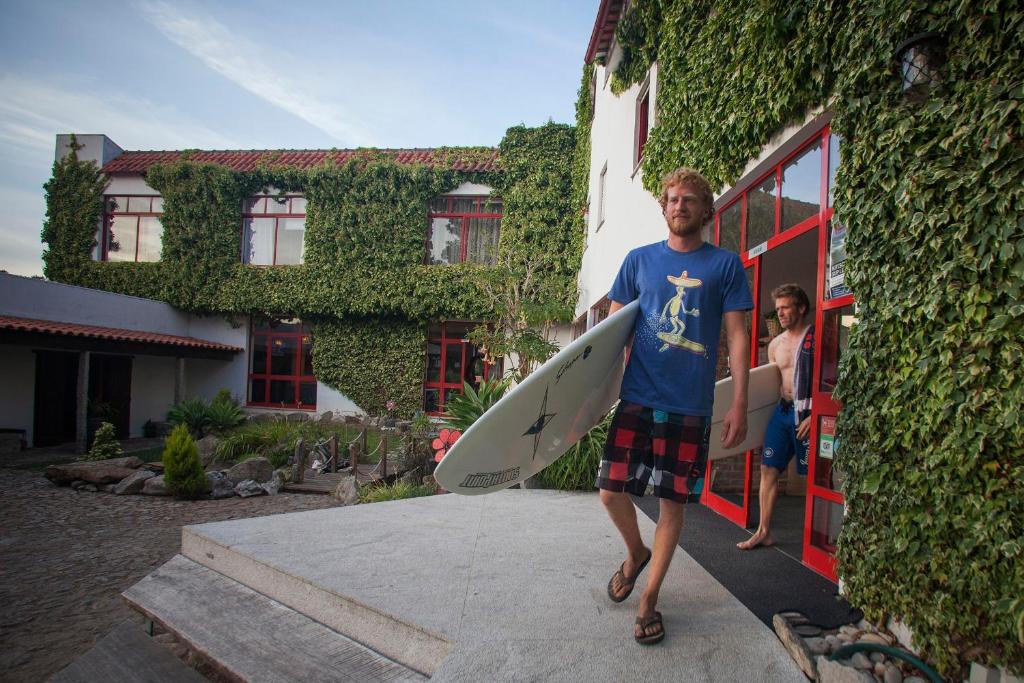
[737,465,780,550]
[600,489,650,600]
[636,497,685,638]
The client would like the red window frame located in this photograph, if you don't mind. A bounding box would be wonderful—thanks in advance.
[101,195,163,262]
[425,195,502,265]
[248,321,316,409]
[241,195,307,265]
[423,321,499,415]
[635,86,650,168]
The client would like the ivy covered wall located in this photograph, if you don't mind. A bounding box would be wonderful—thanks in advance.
[609,0,1022,676]
[41,127,582,418]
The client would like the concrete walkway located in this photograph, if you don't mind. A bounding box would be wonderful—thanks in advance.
[177,489,804,682]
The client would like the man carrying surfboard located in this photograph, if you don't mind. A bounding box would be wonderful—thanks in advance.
[598,167,753,645]
[737,284,815,551]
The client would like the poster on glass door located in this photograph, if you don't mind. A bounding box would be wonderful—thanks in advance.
[828,223,851,299]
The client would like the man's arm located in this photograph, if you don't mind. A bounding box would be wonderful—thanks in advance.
[720,310,750,449]
[608,300,625,316]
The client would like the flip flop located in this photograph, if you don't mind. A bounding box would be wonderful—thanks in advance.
[635,610,664,645]
[607,549,652,603]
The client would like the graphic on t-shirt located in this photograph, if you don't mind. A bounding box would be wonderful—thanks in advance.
[657,270,706,355]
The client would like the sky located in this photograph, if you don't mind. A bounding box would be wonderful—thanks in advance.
[0,0,598,277]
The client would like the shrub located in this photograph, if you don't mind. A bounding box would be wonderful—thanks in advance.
[206,398,244,433]
[85,422,123,461]
[167,398,211,437]
[358,480,435,504]
[162,424,209,499]
[441,378,512,431]
[212,388,237,406]
[537,407,613,491]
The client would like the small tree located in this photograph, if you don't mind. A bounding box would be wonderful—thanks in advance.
[85,422,123,461]
[162,425,209,499]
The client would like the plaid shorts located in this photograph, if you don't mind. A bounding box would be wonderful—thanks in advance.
[596,400,710,503]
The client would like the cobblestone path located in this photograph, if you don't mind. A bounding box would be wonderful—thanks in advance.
[0,467,345,682]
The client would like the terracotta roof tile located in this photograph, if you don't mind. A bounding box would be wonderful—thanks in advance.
[0,315,243,353]
[101,148,500,174]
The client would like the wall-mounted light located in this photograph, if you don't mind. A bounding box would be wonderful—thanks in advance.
[894,32,946,102]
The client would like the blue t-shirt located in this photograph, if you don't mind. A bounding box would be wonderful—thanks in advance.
[609,241,753,416]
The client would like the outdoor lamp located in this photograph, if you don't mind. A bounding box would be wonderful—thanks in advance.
[894,32,945,102]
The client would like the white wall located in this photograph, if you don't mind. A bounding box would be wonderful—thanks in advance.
[0,347,36,445]
[315,383,363,416]
[130,356,177,435]
[105,176,159,195]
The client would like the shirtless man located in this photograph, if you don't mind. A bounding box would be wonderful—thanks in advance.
[737,283,814,550]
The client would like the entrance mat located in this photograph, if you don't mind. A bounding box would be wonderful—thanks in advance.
[633,496,862,630]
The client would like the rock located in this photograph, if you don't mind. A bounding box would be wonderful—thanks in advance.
[286,412,309,423]
[400,468,421,486]
[773,614,817,680]
[206,471,235,500]
[318,411,334,423]
[333,475,358,506]
[904,678,927,683]
[849,652,872,670]
[113,469,156,495]
[70,480,88,490]
[838,632,854,643]
[261,470,285,495]
[273,467,293,484]
[195,435,222,467]
[142,475,168,496]
[883,665,903,683]
[80,483,98,492]
[860,632,894,646]
[226,457,273,484]
[816,656,876,683]
[234,479,266,498]
[101,484,117,493]
[869,652,886,664]
[840,625,862,637]
[806,637,830,655]
[45,457,144,485]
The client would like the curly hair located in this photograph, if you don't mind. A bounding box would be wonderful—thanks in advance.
[659,167,714,211]
[770,283,810,314]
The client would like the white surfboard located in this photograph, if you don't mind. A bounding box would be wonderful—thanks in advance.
[433,300,640,495]
[707,363,782,460]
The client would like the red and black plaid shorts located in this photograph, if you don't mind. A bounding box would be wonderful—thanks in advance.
[596,400,710,503]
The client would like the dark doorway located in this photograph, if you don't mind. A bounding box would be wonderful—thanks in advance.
[88,354,132,439]
[33,351,79,447]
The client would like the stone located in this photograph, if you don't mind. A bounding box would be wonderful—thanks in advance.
[806,637,831,655]
[850,652,873,669]
[206,471,235,500]
[860,632,894,646]
[773,614,817,680]
[80,483,98,492]
[869,652,886,664]
[333,475,358,506]
[400,468,422,486]
[317,411,334,423]
[226,457,273,484]
[195,435,222,467]
[113,469,156,495]
[261,470,285,495]
[101,484,117,493]
[903,678,927,683]
[142,475,168,496]
[45,457,144,485]
[70,480,88,490]
[234,479,266,497]
[286,412,309,423]
[817,656,876,683]
[840,625,862,637]
[883,666,903,683]
[273,467,293,484]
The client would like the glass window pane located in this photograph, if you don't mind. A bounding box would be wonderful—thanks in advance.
[781,142,822,232]
[269,380,296,404]
[708,453,748,506]
[136,217,162,262]
[251,335,268,373]
[107,216,137,262]
[428,217,462,264]
[299,382,317,406]
[424,388,440,413]
[301,335,314,375]
[270,336,298,375]
[444,387,461,407]
[243,217,276,265]
[267,196,289,214]
[828,134,842,208]
[289,197,307,214]
[444,343,463,383]
[810,497,843,553]
[275,217,305,265]
[466,217,499,265]
[250,378,266,403]
[244,197,265,214]
[718,201,741,254]
[426,342,441,382]
[107,196,128,213]
[482,197,503,214]
[127,196,151,212]
[151,196,164,213]
[746,175,776,250]
[826,221,850,300]
[429,196,449,213]
[451,197,476,213]
[819,303,856,393]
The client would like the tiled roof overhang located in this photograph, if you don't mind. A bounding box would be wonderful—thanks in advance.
[585,0,626,64]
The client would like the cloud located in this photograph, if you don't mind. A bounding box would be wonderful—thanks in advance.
[0,185,47,277]
[136,0,375,146]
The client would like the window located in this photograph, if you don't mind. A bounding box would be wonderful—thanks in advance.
[596,163,608,231]
[248,319,316,408]
[426,196,502,265]
[424,321,499,414]
[590,295,611,327]
[103,195,163,262]
[634,85,651,168]
[571,312,588,340]
[242,195,306,265]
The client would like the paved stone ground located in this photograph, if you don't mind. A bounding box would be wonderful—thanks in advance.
[0,467,346,682]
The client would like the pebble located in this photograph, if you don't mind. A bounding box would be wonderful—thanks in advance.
[861,632,893,646]
[883,664,903,683]
[850,652,873,669]
[874,661,887,675]
[904,677,927,683]
[870,652,886,664]
[806,637,830,655]
[0,467,347,682]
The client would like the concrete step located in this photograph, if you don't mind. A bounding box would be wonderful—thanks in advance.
[48,620,207,683]
[123,555,426,682]
[179,523,452,675]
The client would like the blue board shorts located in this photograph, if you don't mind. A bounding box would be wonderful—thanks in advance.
[762,399,808,475]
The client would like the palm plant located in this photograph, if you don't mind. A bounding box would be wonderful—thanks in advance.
[537,406,615,491]
[206,398,245,433]
[441,377,512,431]
[167,398,211,438]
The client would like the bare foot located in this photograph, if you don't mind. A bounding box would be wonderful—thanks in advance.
[609,547,651,601]
[736,530,775,550]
